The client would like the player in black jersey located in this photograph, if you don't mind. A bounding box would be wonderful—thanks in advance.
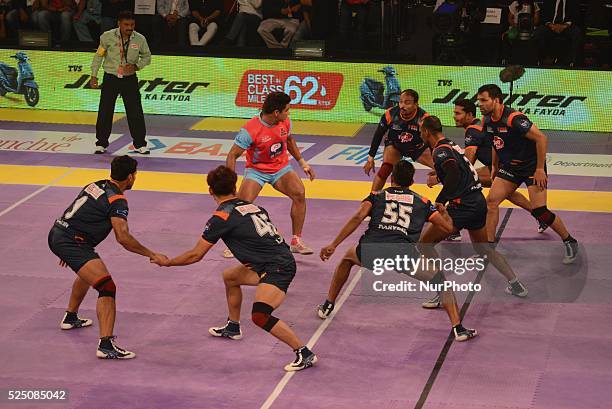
[318,160,477,342]
[445,99,548,234]
[419,116,528,303]
[152,166,317,372]
[364,89,434,191]
[48,156,167,359]
[477,84,578,264]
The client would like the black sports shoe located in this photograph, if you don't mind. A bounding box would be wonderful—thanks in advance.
[453,325,478,342]
[284,346,318,372]
[60,311,93,330]
[505,280,528,297]
[208,320,242,340]
[317,300,335,319]
[562,240,579,264]
[96,336,136,359]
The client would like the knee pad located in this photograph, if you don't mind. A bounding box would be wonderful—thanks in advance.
[94,275,116,299]
[377,162,393,181]
[531,206,556,226]
[251,302,279,332]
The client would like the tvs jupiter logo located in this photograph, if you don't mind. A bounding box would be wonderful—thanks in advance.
[236,70,343,110]
[493,136,505,150]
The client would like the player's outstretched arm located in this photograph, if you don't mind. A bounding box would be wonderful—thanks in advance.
[226,144,245,173]
[364,118,389,176]
[525,124,548,189]
[320,201,372,261]
[155,238,214,267]
[111,217,167,263]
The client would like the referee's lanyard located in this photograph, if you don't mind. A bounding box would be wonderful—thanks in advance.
[117,32,130,78]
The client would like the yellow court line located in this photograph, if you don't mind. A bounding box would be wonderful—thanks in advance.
[190,117,363,137]
[0,108,124,125]
[1,164,610,213]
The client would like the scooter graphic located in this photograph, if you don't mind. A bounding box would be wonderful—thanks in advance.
[359,65,401,112]
[0,51,40,107]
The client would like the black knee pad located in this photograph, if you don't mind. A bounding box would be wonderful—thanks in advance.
[531,206,556,226]
[94,275,116,299]
[251,302,279,332]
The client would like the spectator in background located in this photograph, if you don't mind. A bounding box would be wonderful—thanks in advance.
[0,0,14,38]
[290,0,311,46]
[257,0,302,48]
[338,0,369,44]
[188,0,222,47]
[73,0,101,43]
[100,0,133,33]
[37,0,76,44]
[153,0,190,47]
[535,0,582,66]
[222,0,261,47]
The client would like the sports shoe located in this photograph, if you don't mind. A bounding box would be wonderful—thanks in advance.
[290,237,313,255]
[222,248,234,258]
[538,221,549,234]
[445,232,462,241]
[562,240,579,264]
[135,146,150,154]
[96,336,136,359]
[317,300,335,319]
[421,293,441,309]
[505,280,528,297]
[453,325,478,342]
[284,346,317,372]
[94,146,106,154]
[60,311,93,330]
[208,320,242,340]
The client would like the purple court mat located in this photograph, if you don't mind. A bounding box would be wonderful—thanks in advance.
[1,116,611,408]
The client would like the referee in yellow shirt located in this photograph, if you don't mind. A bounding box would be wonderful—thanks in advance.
[91,10,152,154]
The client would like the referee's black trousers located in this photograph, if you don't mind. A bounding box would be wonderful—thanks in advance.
[96,72,147,149]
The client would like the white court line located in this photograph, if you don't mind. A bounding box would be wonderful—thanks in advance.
[260,268,364,409]
[0,168,76,218]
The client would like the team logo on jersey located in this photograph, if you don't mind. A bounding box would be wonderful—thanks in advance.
[399,132,413,143]
[493,136,505,149]
[84,183,104,199]
[269,142,283,158]
[236,204,261,215]
[519,119,531,130]
[280,128,287,137]
[498,127,508,133]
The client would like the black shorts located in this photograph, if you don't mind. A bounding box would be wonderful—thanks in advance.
[356,239,419,271]
[258,263,296,293]
[447,191,487,231]
[385,139,428,161]
[48,226,99,273]
[497,161,546,187]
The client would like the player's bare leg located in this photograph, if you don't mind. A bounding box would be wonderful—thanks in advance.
[371,145,402,191]
[255,283,317,371]
[317,245,360,319]
[273,171,313,254]
[61,275,94,330]
[75,259,134,359]
[527,185,578,264]
[486,177,519,242]
[209,264,259,340]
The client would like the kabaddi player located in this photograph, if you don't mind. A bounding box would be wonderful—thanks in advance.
[317,160,477,342]
[428,99,548,235]
[477,84,578,263]
[419,116,528,309]
[363,89,434,191]
[225,91,315,257]
[48,155,167,359]
[153,166,317,371]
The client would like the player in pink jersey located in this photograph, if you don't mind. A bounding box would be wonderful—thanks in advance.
[225,92,316,256]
